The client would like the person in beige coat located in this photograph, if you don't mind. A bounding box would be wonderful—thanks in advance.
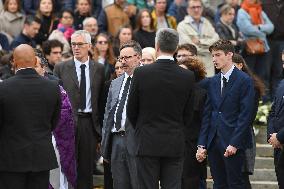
[177,0,219,77]
[0,0,25,44]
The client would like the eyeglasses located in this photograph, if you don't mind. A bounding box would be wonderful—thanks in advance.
[71,42,88,48]
[97,41,108,45]
[176,54,194,59]
[118,54,137,61]
[189,6,202,10]
[115,66,124,70]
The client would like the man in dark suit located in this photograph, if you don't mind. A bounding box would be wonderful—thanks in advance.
[0,44,61,189]
[197,39,255,189]
[268,79,284,189]
[101,40,141,189]
[54,30,105,189]
[126,28,195,189]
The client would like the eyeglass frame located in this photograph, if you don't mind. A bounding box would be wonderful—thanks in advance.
[118,54,138,62]
[71,42,89,48]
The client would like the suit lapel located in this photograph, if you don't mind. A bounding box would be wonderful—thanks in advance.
[112,75,125,103]
[276,85,284,114]
[212,73,222,106]
[67,60,79,88]
[89,60,97,89]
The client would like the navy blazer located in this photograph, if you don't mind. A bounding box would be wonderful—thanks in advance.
[268,80,284,144]
[198,67,255,150]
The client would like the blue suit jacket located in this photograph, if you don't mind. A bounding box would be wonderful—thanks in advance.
[198,67,255,150]
[268,80,284,144]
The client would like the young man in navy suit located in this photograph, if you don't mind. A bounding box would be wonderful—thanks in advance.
[197,39,255,189]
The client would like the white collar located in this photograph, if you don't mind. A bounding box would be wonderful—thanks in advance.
[221,65,235,81]
[74,57,90,68]
[156,55,174,61]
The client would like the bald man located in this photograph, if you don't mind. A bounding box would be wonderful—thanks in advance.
[0,44,61,189]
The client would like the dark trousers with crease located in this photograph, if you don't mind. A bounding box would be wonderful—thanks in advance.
[208,135,245,189]
[76,114,96,189]
[0,171,49,189]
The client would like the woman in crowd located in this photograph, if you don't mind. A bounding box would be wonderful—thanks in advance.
[92,33,116,81]
[133,9,156,48]
[34,50,76,189]
[74,0,92,30]
[216,4,245,53]
[237,0,274,93]
[112,25,133,57]
[232,53,265,189]
[141,47,156,65]
[48,9,74,55]
[0,0,25,44]
[35,0,59,46]
[178,57,207,189]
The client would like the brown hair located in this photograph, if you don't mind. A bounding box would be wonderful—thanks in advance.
[232,53,265,97]
[36,0,56,20]
[93,33,116,65]
[135,9,155,32]
[178,57,206,82]
[176,43,198,56]
[4,0,21,12]
[220,4,234,16]
[209,39,235,54]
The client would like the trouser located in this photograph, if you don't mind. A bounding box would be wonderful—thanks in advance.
[0,170,49,189]
[76,114,96,189]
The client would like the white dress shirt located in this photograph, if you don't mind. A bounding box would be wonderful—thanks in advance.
[74,57,92,113]
[221,65,235,92]
[112,73,132,132]
[156,55,175,61]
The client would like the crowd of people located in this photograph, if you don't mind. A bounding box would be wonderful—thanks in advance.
[0,0,284,189]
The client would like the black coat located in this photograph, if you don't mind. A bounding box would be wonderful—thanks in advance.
[0,68,61,172]
[127,59,195,157]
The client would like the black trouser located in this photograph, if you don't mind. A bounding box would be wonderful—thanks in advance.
[103,161,113,189]
[76,114,96,189]
[0,171,49,189]
[136,156,184,189]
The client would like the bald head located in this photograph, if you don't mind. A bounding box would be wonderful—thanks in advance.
[13,44,36,70]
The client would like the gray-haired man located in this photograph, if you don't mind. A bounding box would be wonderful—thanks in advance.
[127,28,195,189]
[54,30,105,189]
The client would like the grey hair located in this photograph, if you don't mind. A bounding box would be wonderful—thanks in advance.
[119,40,142,56]
[155,28,179,53]
[71,30,92,44]
[82,17,97,27]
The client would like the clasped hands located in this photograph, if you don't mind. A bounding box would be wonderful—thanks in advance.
[268,133,283,149]
[196,145,238,162]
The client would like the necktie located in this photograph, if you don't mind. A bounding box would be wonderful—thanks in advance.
[79,64,86,110]
[222,76,227,94]
[115,77,131,131]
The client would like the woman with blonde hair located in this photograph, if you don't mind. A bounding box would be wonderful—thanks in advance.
[141,47,156,65]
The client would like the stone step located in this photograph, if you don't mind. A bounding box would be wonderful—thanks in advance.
[256,144,274,157]
[93,175,104,187]
[207,179,278,189]
[255,157,274,169]
[207,167,277,182]
[255,125,269,144]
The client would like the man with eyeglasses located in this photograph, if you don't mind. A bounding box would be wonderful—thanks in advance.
[177,0,219,77]
[101,40,141,189]
[42,39,63,74]
[54,30,105,189]
[176,43,198,61]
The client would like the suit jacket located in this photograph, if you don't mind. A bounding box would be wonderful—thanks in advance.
[127,59,195,157]
[53,59,105,136]
[268,80,284,144]
[198,67,255,150]
[101,74,136,160]
[0,68,61,172]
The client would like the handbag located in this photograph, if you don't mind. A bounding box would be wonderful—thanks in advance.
[245,39,265,55]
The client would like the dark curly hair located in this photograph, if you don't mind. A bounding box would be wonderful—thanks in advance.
[178,57,206,82]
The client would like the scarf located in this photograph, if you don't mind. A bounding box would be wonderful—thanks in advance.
[241,0,263,25]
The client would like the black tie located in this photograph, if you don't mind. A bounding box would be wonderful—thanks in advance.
[222,76,227,93]
[80,64,86,110]
[115,77,131,131]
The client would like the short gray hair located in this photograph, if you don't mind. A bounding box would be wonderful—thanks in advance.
[120,40,142,56]
[82,17,97,27]
[71,30,92,44]
[155,28,179,54]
